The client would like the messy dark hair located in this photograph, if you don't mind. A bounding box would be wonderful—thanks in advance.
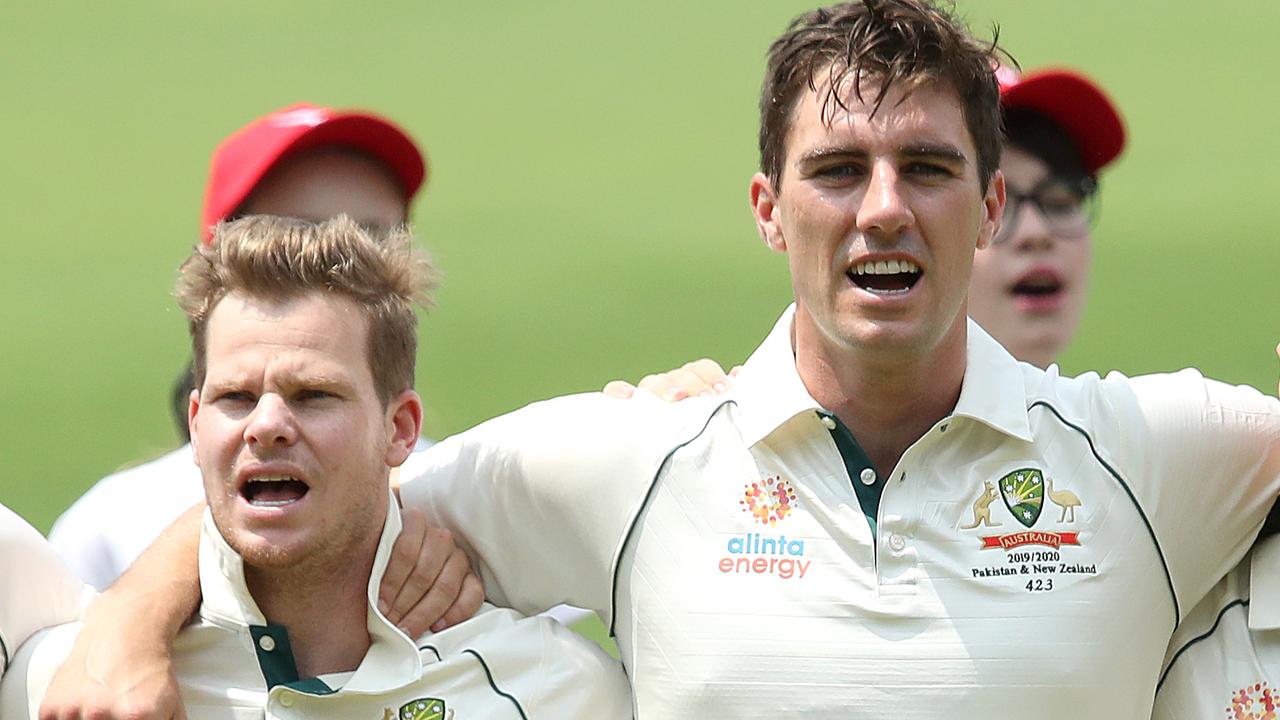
[760,0,1007,192]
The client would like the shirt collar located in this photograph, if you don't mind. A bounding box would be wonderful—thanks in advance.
[731,305,1032,446]
[1249,535,1280,630]
[198,487,423,693]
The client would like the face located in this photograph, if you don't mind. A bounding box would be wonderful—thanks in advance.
[967,146,1093,368]
[189,291,421,573]
[751,79,1003,367]
[242,148,408,231]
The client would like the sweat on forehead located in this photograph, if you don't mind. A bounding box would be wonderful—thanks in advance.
[758,0,1006,190]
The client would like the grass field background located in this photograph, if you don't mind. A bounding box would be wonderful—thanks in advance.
[3,0,1278,551]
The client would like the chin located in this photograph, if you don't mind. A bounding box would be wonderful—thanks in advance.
[225,528,317,570]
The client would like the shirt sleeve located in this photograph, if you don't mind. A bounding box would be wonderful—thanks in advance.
[0,504,91,676]
[399,391,693,619]
[1107,369,1280,620]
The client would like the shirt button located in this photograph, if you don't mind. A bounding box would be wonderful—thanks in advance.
[820,415,837,430]
[888,534,907,552]
[279,691,295,707]
[258,635,276,652]
[859,468,876,485]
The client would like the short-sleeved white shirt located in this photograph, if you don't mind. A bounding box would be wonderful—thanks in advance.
[0,503,89,677]
[400,304,1280,719]
[1154,535,1280,719]
[3,493,631,719]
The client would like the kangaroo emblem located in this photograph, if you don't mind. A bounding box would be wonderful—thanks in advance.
[961,481,1002,529]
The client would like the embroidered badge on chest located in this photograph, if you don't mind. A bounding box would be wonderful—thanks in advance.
[958,468,1096,592]
[387,698,452,720]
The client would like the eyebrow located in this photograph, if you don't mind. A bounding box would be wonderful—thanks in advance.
[797,143,969,167]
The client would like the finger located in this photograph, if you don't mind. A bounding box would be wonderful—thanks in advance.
[398,547,468,637]
[685,358,732,394]
[377,509,428,616]
[730,365,743,377]
[635,373,685,401]
[600,380,637,399]
[433,572,486,632]
[385,526,452,625]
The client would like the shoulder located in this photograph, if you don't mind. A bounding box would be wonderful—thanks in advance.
[0,507,88,674]
[405,391,723,482]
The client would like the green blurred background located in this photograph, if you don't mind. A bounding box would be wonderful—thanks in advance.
[3,1,1278,534]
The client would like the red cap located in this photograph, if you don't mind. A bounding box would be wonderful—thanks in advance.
[997,66,1126,176]
[200,103,426,243]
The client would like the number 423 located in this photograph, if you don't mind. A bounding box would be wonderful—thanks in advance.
[1026,578,1054,592]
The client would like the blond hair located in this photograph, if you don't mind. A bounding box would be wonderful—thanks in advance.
[176,215,436,403]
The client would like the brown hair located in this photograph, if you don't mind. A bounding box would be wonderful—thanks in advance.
[176,215,436,404]
[759,0,1007,191]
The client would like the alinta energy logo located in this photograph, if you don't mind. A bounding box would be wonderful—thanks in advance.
[719,475,810,580]
[1228,682,1276,720]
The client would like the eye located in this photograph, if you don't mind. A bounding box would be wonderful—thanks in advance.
[215,390,255,404]
[810,162,865,183]
[295,388,335,402]
[1038,185,1084,216]
[903,161,952,179]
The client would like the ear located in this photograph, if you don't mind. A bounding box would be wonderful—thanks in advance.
[750,172,787,253]
[187,388,201,458]
[384,389,424,468]
[976,169,1006,251]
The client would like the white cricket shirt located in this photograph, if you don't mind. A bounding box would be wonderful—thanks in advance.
[0,504,89,677]
[2,492,631,719]
[1154,534,1280,719]
[401,304,1280,719]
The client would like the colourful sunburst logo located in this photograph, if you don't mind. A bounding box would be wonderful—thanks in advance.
[1228,682,1276,720]
[740,475,797,526]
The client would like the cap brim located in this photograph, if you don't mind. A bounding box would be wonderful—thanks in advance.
[1000,69,1126,175]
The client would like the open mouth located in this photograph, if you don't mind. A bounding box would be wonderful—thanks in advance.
[848,258,922,295]
[1011,269,1063,299]
[241,475,309,507]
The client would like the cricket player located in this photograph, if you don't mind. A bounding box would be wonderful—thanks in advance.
[2,216,631,719]
[46,104,482,645]
[35,1,1280,718]
[0,505,91,679]
[47,102,426,593]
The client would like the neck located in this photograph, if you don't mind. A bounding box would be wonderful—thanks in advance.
[793,313,968,478]
[245,533,381,679]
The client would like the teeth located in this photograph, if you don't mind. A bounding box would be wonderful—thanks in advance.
[248,475,297,483]
[854,259,920,275]
[251,498,298,507]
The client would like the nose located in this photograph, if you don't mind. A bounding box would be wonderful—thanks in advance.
[243,394,298,449]
[856,160,913,239]
[1007,201,1055,251]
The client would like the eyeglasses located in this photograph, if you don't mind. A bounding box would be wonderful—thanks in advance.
[994,175,1098,244]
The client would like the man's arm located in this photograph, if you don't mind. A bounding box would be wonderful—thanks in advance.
[38,504,200,720]
[399,392,692,619]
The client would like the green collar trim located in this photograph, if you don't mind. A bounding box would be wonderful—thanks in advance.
[248,624,334,695]
[818,410,884,537]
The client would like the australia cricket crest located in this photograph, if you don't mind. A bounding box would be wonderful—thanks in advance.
[999,468,1044,528]
[386,698,452,720]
